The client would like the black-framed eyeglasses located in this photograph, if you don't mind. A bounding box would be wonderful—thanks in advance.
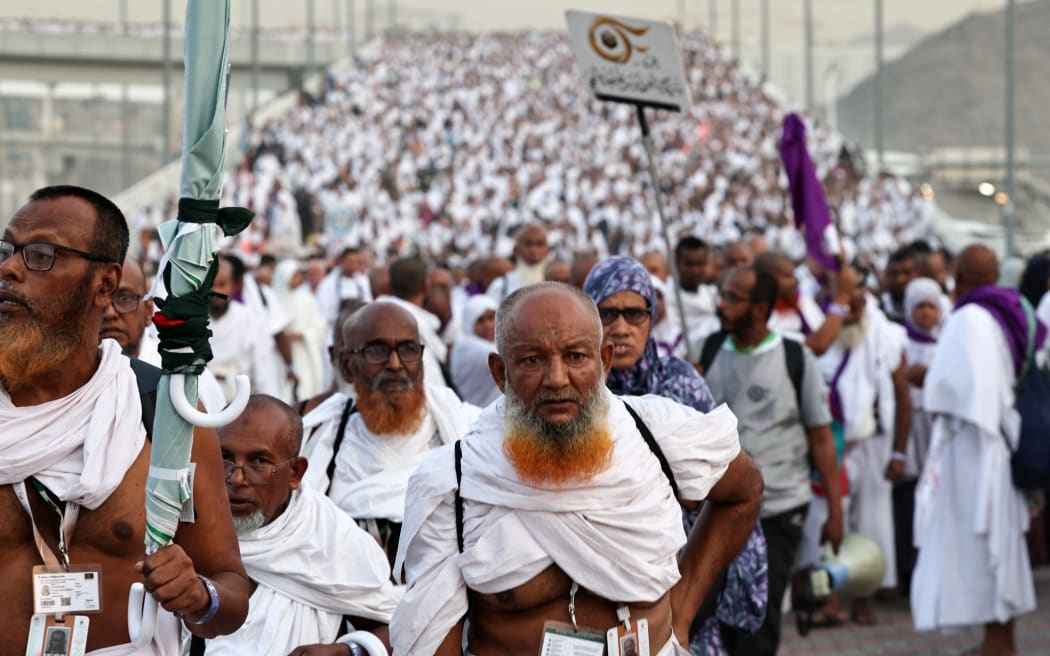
[109,291,142,315]
[598,306,651,326]
[348,340,425,365]
[0,240,113,273]
[223,457,295,484]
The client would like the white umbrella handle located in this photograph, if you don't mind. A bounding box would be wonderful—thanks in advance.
[341,631,389,656]
[170,374,250,428]
[128,582,158,647]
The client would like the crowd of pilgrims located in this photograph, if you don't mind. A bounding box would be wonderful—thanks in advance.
[106,28,1048,656]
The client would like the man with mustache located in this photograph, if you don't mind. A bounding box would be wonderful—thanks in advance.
[300,302,480,565]
[0,185,249,654]
[200,394,399,656]
[391,282,763,655]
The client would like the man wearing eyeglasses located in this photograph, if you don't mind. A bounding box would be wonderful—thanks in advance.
[201,394,399,656]
[0,185,249,654]
[301,301,480,566]
[701,266,842,656]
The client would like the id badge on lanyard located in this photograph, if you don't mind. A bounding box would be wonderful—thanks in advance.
[15,480,101,655]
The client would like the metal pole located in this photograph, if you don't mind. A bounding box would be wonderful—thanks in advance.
[347,0,356,54]
[306,0,316,80]
[251,0,260,111]
[1004,0,1016,256]
[804,0,814,113]
[366,0,375,41]
[731,0,740,59]
[708,0,717,39]
[636,104,694,361]
[161,0,171,166]
[121,84,131,189]
[119,0,129,34]
[333,0,342,37]
[388,0,397,32]
[874,0,885,170]
[677,0,686,29]
[761,0,770,79]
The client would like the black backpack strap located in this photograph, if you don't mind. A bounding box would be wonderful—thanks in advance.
[622,401,680,500]
[188,635,206,656]
[324,399,357,495]
[296,399,309,416]
[128,357,162,441]
[782,337,805,413]
[698,330,729,373]
[454,440,465,553]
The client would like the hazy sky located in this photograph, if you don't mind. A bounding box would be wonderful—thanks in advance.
[0,0,1015,42]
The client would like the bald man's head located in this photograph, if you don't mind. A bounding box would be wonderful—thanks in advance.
[955,244,999,297]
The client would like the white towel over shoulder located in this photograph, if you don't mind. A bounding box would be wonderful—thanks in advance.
[391,391,740,656]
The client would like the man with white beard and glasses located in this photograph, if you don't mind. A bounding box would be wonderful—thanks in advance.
[200,394,399,656]
[300,302,479,565]
[391,282,763,655]
[0,185,249,654]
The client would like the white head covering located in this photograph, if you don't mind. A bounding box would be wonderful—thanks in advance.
[461,294,498,339]
[904,277,943,330]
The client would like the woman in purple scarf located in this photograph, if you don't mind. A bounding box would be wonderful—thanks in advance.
[584,256,765,655]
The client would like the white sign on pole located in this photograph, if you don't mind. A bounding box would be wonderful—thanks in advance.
[566,10,692,113]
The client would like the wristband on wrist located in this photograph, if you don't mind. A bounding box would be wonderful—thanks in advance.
[828,303,849,318]
[184,575,219,625]
[890,450,907,463]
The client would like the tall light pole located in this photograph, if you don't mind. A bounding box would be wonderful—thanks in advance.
[874,0,885,170]
[804,0,814,113]
[161,0,171,166]
[388,0,397,32]
[306,0,316,80]
[731,0,740,59]
[708,0,717,39]
[251,0,260,111]
[1004,0,1016,256]
[366,0,375,41]
[347,0,356,54]
[761,0,770,79]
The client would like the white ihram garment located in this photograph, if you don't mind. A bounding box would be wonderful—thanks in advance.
[0,340,145,509]
[197,488,401,656]
[912,303,1035,629]
[323,385,481,521]
[391,392,740,656]
[0,340,180,655]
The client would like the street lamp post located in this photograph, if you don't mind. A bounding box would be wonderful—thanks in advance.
[804,0,814,113]
[874,0,885,171]
[1004,0,1016,256]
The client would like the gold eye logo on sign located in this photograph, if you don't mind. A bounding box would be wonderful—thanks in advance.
[588,16,649,64]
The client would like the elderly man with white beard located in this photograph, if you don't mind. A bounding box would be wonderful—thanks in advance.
[485,223,551,302]
[816,270,911,624]
[391,283,763,655]
[299,302,480,566]
[197,394,399,656]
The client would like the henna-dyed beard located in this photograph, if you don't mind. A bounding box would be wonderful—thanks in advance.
[502,376,614,487]
[353,372,427,436]
[0,273,93,394]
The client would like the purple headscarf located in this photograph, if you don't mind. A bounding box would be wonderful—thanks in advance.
[583,256,714,413]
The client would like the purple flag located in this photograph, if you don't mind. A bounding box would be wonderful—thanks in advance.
[780,113,839,271]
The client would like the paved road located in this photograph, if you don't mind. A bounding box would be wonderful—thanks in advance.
[778,567,1050,655]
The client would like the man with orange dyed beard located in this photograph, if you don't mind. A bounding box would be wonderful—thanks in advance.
[299,302,480,566]
[392,283,764,656]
